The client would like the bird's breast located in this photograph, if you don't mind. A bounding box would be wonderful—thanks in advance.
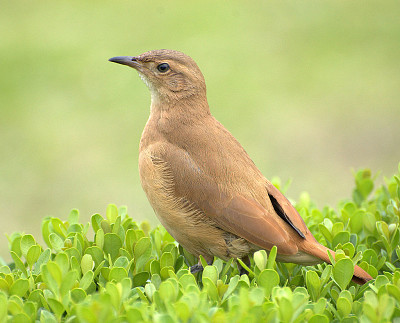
[138,146,233,261]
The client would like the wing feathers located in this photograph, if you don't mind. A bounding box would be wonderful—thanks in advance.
[266,182,309,238]
[208,195,299,255]
[268,192,305,238]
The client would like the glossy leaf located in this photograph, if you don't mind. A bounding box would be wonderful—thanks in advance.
[333,258,354,290]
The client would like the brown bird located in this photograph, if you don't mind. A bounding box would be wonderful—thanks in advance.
[109,49,372,284]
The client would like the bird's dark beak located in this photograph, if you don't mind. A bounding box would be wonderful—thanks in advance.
[108,56,140,69]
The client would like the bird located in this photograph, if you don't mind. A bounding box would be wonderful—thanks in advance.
[109,49,372,285]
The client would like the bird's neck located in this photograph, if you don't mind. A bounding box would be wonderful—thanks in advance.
[150,94,211,124]
[140,96,210,152]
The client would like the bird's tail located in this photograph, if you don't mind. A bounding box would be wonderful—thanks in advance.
[301,240,373,285]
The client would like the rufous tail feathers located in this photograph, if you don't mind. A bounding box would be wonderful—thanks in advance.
[301,240,373,285]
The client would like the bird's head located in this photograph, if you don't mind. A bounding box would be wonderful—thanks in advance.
[109,49,207,104]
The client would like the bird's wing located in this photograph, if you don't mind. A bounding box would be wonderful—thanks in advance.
[151,144,306,255]
[200,194,300,255]
[265,181,309,238]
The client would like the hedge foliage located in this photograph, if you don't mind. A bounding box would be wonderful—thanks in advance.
[1,165,400,322]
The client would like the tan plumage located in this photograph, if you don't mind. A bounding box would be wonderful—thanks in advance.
[109,49,372,284]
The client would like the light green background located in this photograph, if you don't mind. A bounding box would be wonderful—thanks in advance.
[1,1,399,257]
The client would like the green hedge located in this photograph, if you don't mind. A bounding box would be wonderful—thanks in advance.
[1,165,400,322]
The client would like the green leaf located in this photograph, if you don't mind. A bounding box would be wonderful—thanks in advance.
[332,231,350,248]
[198,255,208,269]
[362,249,379,267]
[40,310,57,323]
[342,242,355,258]
[249,287,265,305]
[24,301,37,320]
[150,259,161,276]
[10,251,27,277]
[106,204,118,223]
[359,179,374,198]
[160,266,174,280]
[114,256,129,269]
[319,224,333,243]
[202,265,218,285]
[109,267,128,282]
[337,296,352,317]
[160,252,174,269]
[47,298,65,320]
[60,270,78,297]
[376,221,390,243]
[119,205,128,219]
[67,224,83,234]
[112,216,121,237]
[144,282,156,301]
[174,301,191,322]
[93,260,105,279]
[95,229,104,249]
[55,252,69,276]
[375,275,390,289]
[0,293,7,318]
[237,258,255,276]
[49,233,64,252]
[158,280,177,303]
[9,235,23,258]
[85,246,104,267]
[179,274,197,290]
[267,246,277,269]
[126,308,144,323]
[254,250,267,271]
[10,279,29,297]
[50,218,67,238]
[135,229,146,242]
[349,210,364,234]
[41,219,52,249]
[386,284,400,302]
[333,258,354,290]
[7,297,23,316]
[202,277,219,301]
[33,248,51,275]
[70,288,87,303]
[20,234,36,258]
[106,282,121,309]
[103,233,122,262]
[43,262,62,292]
[257,269,279,297]
[313,297,327,314]
[101,220,111,234]
[81,254,94,274]
[220,258,234,280]
[0,279,9,293]
[133,272,150,287]
[26,245,41,268]
[308,314,329,323]
[91,213,104,233]
[68,209,80,225]
[67,243,82,262]
[134,237,152,271]
[124,229,137,253]
[11,313,31,322]
[306,270,321,302]
[79,270,94,290]
[276,292,293,321]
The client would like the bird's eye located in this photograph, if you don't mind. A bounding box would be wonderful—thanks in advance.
[157,63,170,73]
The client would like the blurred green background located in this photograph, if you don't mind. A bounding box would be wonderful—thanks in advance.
[1,0,399,257]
